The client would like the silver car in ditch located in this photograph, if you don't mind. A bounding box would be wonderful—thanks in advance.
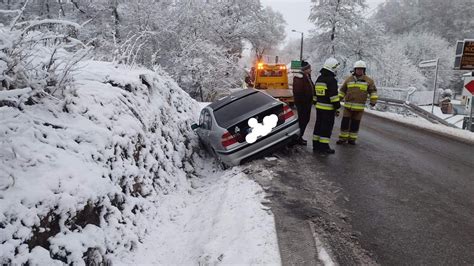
[192,89,300,167]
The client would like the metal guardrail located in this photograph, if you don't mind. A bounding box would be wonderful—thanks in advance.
[376,97,458,128]
[377,87,439,106]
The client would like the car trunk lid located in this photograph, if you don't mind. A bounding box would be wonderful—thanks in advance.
[224,103,290,145]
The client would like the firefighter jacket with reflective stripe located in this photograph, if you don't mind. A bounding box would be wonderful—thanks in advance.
[339,74,378,111]
[314,68,340,111]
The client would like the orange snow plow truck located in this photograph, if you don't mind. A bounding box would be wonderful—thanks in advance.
[247,61,293,104]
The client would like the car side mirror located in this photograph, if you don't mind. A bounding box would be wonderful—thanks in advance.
[191,123,200,130]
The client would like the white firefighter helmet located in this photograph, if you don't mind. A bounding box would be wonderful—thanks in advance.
[353,60,367,69]
[323,57,340,73]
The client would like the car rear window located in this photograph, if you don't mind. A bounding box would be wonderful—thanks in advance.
[214,92,274,127]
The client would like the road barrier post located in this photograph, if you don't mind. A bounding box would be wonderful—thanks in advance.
[470,96,474,131]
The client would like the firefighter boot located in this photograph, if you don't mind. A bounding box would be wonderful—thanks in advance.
[319,143,335,154]
[313,141,321,152]
[348,120,360,145]
[336,139,347,145]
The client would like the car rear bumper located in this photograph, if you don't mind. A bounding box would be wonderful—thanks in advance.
[216,119,300,166]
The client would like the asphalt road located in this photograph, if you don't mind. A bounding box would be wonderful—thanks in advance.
[254,108,474,265]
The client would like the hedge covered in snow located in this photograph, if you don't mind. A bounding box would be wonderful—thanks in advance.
[0,61,202,264]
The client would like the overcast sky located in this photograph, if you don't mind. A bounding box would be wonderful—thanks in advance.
[260,0,386,42]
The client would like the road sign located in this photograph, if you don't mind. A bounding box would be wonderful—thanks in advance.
[419,58,440,113]
[419,59,438,68]
[465,80,474,94]
[457,40,474,70]
[290,60,301,69]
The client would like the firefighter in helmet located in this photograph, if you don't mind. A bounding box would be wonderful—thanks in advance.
[313,57,341,154]
[336,60,378,145]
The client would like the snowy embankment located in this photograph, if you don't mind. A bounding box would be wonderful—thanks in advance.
[119,167,280,265]
[366,109,474,144]
[0,61,280,264]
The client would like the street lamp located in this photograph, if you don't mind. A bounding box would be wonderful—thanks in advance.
[292,29,304,62]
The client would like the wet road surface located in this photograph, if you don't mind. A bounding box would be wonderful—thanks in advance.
[252,109,474,265]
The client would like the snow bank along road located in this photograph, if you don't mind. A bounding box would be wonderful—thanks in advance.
[251,109,474,265]
[0,61,281,264]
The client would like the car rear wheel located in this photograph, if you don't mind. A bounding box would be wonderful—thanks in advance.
[287,134,300,147]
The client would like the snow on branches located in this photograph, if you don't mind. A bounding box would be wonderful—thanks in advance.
[0,3,90,108]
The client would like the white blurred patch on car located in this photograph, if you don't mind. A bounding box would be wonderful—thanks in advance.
[245,114,279,144]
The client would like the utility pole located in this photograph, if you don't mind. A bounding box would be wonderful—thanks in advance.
[292,30,304,62]
[431,58,440,114]
[470,96,473,131]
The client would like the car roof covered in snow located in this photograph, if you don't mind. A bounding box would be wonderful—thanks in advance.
[208,89,259,111]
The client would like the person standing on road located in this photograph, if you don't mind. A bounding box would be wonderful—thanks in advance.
[292,61,314,145]
[313,57,341,154]
[336,60,378,145]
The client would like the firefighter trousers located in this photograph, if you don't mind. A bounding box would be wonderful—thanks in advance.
[339,108,364,141]
[313,108,335,146]
[296,103,312,138]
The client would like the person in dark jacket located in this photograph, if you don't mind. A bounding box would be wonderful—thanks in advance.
[313,57,341,154]
[292,61,314,145]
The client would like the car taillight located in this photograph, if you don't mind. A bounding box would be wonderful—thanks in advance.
[280,105,294,120]
[221,131,238,150]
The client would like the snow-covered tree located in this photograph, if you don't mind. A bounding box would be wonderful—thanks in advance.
[148,0,285,100]
[345,21,385,62]
[371,1,466,92]
[170,39,240,101]
[309,0,367,56]
[374,0,474,42]
[391,31,455,89]
[1,0,287,101]
[369,41,427,89]
[306,0,387,78]
[354,31,454,91]
[246,6,286,59]
[276,38,302,64]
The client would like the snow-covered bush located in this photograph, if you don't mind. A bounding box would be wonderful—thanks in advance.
[0,61,202,264]
[0,5,89,107]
